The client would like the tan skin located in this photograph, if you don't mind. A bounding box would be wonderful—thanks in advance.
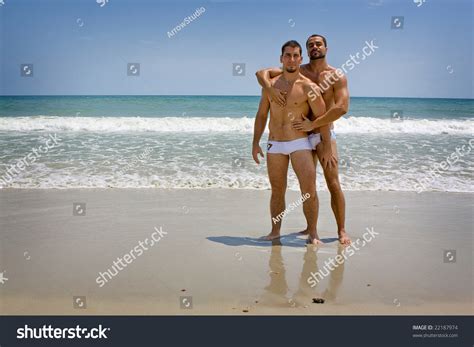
[255,36,351,245]
[252,45,326,245]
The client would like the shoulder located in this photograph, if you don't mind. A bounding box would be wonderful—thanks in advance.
[299,64,313,79]
[300,75,322,93]
[299,73,313,86]
[325,65,347,84]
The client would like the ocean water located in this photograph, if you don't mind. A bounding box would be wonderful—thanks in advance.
[0,96,472,192]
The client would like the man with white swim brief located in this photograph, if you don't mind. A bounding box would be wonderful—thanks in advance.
[252,40,332,245]
[256,34,351,245]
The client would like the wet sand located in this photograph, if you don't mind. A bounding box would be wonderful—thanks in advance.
[0,189,472,315]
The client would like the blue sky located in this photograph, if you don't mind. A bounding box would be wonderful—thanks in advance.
[0,0,472,98]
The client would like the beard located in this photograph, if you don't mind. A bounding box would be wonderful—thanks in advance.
[309,52,326,60]
[285,66,298,73]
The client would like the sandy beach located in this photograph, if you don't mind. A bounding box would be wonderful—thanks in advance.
[0,189,472,315]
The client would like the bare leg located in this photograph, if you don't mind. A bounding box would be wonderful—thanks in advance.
[299,150,319,236]
[316,139,351,245]
[262,153,289,240]
[290,150,322,245]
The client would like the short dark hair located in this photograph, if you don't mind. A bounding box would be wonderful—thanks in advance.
[281,40,302,56]
[306,34,327,48]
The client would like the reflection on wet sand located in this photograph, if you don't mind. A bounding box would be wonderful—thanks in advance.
[259,240,345,308]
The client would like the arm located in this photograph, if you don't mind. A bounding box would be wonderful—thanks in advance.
[306,82,331,144]
[255,68,286,107]
[305,83,337,169]
[318,125,336,169]
[252,89,270,164]
[255,67,282,89]
[306,83,326,120]
[311,74,349,129]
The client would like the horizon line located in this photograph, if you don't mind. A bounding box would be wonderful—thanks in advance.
[0,95,473,100]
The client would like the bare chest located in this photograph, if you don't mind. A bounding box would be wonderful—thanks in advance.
[274,81,307,108]
[301,68,335,103]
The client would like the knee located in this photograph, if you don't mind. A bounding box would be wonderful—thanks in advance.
[299,176,316,193]
[271,185,287,198]
[302,192,316,204]
[327,178,341,193]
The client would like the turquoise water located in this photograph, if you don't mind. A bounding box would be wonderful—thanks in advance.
[0,95,472,119]
[0,96,472,191]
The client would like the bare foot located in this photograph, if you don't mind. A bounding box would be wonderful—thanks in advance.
[298,229,309,235]
[338,230,351,245]
[306,234,323,246]
[261,232,281,241]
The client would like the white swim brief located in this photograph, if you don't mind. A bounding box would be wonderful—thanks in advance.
[266,137,312,155]
[308,130,336,150]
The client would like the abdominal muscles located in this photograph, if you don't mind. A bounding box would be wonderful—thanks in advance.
[268,109,309,141]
